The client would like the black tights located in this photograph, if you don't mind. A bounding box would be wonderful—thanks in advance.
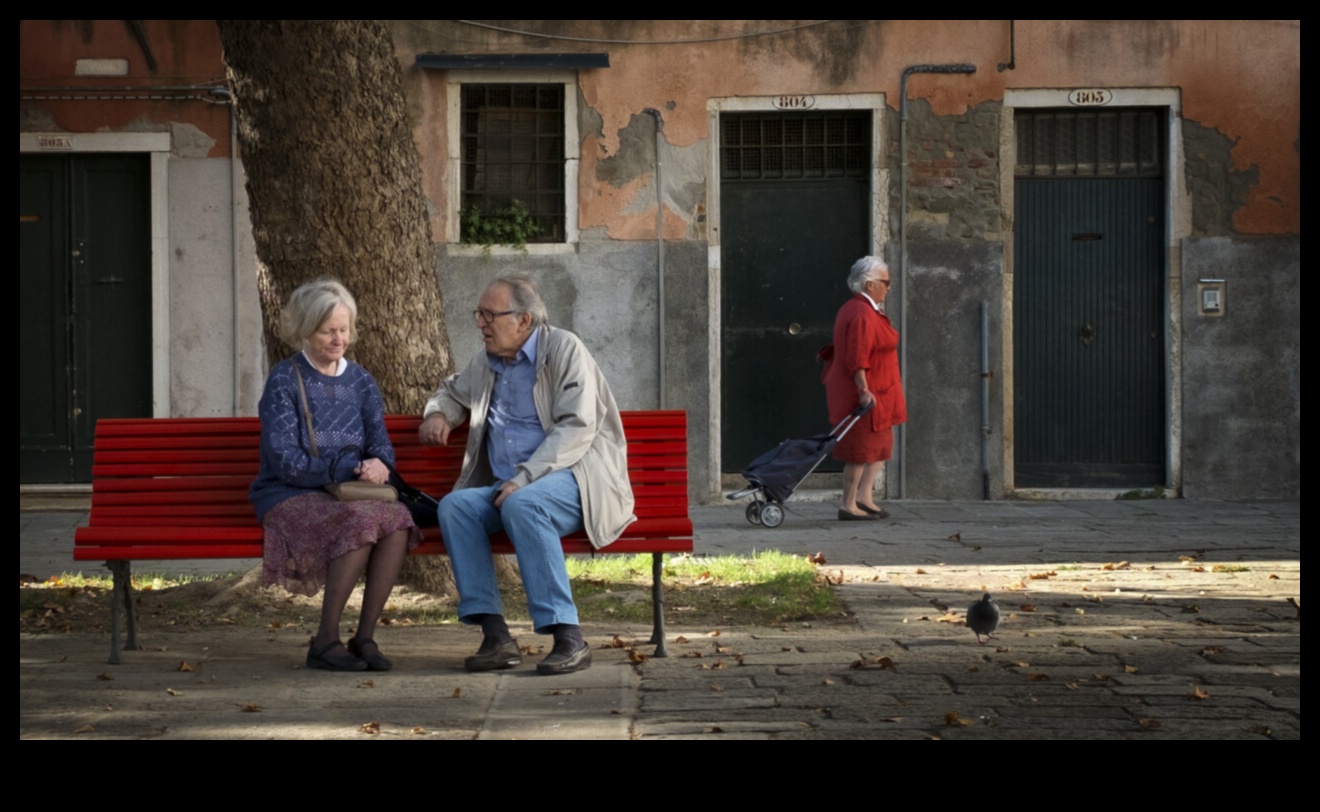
[311,529,409,655]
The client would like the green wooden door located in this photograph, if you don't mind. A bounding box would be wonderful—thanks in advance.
[720,111,870,472]
[20,154,152,482]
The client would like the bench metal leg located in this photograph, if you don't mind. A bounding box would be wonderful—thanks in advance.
[106,560,138,664]
[649,553,668,657]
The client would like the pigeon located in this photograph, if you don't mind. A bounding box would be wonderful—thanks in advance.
[967,593,1000,644]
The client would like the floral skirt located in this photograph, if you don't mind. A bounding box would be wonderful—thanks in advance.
[261,491,422,597]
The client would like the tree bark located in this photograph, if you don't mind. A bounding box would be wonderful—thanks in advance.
[218,20,479,594]
[217,20,449,412]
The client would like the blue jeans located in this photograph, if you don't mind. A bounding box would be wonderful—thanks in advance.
[437,469,583,633]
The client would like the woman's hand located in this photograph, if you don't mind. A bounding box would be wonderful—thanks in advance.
[859,389,876,408]
[356,457,390,484]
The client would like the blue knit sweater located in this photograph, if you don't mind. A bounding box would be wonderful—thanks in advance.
[249,353,396,522]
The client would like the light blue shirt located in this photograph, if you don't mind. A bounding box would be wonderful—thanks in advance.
[485,329,547,481]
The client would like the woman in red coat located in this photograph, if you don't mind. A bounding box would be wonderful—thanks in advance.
[821,256,907,520]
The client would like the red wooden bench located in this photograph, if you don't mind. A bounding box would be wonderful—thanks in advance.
[74,412,694,663]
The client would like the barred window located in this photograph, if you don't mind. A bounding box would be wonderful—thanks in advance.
[460,83,565,243]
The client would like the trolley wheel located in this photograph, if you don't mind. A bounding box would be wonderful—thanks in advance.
[760,503,785,528]
[745,501,762,525]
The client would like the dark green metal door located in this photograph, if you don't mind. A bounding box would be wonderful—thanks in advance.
[720,111,870,472]
[20,154,152,482]
[1014,173,1165,487]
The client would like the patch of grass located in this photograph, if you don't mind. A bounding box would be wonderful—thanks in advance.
[565,551,847,627]
[1058,638,1080,647]
[1210,564,1251,573]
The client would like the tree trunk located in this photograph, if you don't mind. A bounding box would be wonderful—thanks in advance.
[217,20,449,412]
[218,20,491,595]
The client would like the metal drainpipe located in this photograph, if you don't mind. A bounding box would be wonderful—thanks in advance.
[643,108,666,409]
[981,301,991,500]
[898,63,976,499]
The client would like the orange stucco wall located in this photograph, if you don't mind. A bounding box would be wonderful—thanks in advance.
[395,20,1299,240]
[19,20,231,158]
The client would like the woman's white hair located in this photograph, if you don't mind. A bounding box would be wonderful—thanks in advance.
[279,278,358,349]
[847,256,889,293]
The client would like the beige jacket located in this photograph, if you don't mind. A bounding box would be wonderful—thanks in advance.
[423,326,636,549]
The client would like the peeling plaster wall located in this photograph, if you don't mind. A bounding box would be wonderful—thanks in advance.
[396,20,1298,500]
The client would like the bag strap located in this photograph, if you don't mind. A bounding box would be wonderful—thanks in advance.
[292,361,319,458]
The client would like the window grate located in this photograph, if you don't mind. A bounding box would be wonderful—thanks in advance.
[721,111,869,181]
[461,83,565,242]
[1016,108,1163,178]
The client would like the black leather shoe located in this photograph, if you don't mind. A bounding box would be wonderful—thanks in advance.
[465,638,522,672]
[536,640,592,675]
[307,640,368,672]
[348,637,393,672]
[858,504,890,519]
[837,509,879,521]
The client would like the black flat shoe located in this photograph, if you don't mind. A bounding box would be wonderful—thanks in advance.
[537,640,592,675]
[465,637,523,672]
[838,509,879,521]
[858,504,890,518]
[348,637,393,672]
[307,640,368,671]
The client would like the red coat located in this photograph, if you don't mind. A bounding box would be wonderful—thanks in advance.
[820,294,907,462]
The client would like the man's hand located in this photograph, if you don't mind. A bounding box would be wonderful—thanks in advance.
[492,481,520,508]
[419,413,452,446]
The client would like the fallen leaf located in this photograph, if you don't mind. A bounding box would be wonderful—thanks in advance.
[74,724,95,734]
[947,532,961,541]
[358,721,381,735]
[1019,604,1037,612]
[411,727,426,735]
[714,645,731,654]
[96,673,113,681]
[1026,672,1049,682]
[875,656,896,671]
[358,680,374,688]
[944,711,973,727]
[708,726,724,734]
[674,636,689,644]
[627,649,648,663]
[1029,570,1058,580]
[1190,566,1206,572]
[1181,604,1201,613]
[1199,646,1224,657]
[1009,661,1031,669]
[452,687,463,698]
[915,568,927,575]
[807,552,827,565]
[711,660,727,670]
[1138,718,1164,730]
[240,703,261,712]
[936,612,962,624]
[1190,686,1210,700]
[1268,574,1279,580]
[1123,665,1139,674]
[706,629,721,638]
[1065,682,1079,690]
[178,661,199,672]
[684,651,703,658]
[166,688,181,696]
[545,689,577,696]
[821,678,834,686]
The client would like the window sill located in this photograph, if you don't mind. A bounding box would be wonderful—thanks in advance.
[447,243,577,258]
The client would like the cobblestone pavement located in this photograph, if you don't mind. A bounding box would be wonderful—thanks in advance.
[20,499,1300,739]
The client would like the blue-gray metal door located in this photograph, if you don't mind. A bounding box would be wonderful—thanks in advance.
[20,154,152,482]
[720,111,870,472]
[1013,109,1165,487]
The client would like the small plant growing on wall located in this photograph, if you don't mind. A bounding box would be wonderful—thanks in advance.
[460,200,541,257]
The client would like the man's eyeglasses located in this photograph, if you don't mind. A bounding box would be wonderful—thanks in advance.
[473,309,516,325]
